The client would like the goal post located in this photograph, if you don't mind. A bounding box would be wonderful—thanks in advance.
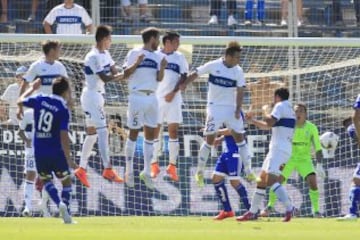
[0,34,359,217]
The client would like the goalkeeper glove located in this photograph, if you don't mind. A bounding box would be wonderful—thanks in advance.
[316,163,326,179]
[244,165,256,183]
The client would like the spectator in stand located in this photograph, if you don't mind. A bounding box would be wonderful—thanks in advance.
[121,0,150,23]
[332,0,360,26]
[244,0,265,26]
[208,0,238,26]
[43,0,92,34]
[280,0,303,26]
[0,0,7,23]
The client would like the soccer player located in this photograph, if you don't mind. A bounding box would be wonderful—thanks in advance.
[337,96,360,221]
[150,31,189,182]
[260,103,325,218]
[74,25,143,188]
[17,77,77,224]
[123,27,167,189]
[1,66,27,125]
[212,127,251,220]
[180,41,255,188]
[237,88,296,222]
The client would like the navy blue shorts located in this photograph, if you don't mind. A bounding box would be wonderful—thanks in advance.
[214,152,243,179]
[35,151,70,180]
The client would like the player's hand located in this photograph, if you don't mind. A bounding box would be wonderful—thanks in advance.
[164,91,175,102]
[136,53,145,65]
[243,165,256,183]
[16,107,23,120]
[160,57,168,69]
[316,163,326,179]
[262,104,272,116]
[245,112,254,123]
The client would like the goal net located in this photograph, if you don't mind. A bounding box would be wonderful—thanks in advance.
[0,34,359,217]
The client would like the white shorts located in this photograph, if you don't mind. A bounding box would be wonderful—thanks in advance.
[204,105,245,136]
[127,93,158,129]
[353,163,360,179]
[157,98,182,124]
[24,147,36,172]
[81,90,106,128]
[262,148,291,175]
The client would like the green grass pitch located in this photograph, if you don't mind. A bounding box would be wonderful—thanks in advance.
[0,217,359,240]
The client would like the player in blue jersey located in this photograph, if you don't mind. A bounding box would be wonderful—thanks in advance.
[212,127,251,220]
[337,96,360,221]
[17,77,77,224]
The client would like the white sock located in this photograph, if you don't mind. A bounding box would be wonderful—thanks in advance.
[80,134,97,169]
[249,188,266,213]
[125,139,136,173]
[151,139,160,164]
[97,127,111,168]
[168,138,179,165]
[237,140,252,169]
[24,180,34,210]
[143,139,154,175]
[198,142,211,172]
[271,182,293,211]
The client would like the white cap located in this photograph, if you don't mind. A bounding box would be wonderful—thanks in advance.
[15,66,27,76]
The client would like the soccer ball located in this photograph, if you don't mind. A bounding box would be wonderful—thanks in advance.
[320,131,339,150]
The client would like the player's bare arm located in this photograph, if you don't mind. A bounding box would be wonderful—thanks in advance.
[18,130,31,148]
[157,57,168,82]
[179,72,198,91]
[235,87,244,119]
[61,130,78,169]
[165,73,187,102]
[246,112,275,130]
[123,54,145,79]
[17,79,41,120]
[352,108,360,147]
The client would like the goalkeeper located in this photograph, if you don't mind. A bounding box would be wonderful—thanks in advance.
[260,103,325,217]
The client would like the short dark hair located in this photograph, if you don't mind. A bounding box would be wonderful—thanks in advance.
[162,31,180,45]
[141,27,160,44]
[52,76,69,96]
[96,25,112,43]
[294,103,307,112]
[42,40,60,55]
[274,87,290,100]
[225,41,242,56]
[343,117,352,128]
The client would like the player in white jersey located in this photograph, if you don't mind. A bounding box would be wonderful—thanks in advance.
[43,0,92,34]
[150,31,189,182]
[1,66,27,125]
[237,88,296,222]
[74,25,143,188]
[180,41,255,188]
[17,40,68,120]
[123,27,167,189]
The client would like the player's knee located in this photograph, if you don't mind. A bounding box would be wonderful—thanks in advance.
[25,171,37,181]
[212,174,224,184]
[86,126,97,135]
[230,179,241,188]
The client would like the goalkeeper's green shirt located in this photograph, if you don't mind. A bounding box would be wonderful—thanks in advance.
[289,120,322,162]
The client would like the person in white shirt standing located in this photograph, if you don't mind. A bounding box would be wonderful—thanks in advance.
[123,27,167,189]
[1,66,27,125]
[237,87,296,222]
[180,41,255,188]
[150,31,188,182]
[43,0,92,34]
[74,25,143,188]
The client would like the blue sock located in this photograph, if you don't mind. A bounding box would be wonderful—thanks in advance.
[236,184,251,210]
[61,186,72,213]
[245,0,253,20]
[44,181,60,206]
[214,180,232,212]
[257,0,265,20]
[349,186,360,216]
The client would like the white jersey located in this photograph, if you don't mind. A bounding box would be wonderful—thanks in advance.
[23,58,68,95]
[123,48,163,93]
[155,50,188,102]
[19,109,34,142]
[196,58,245,107]
[1,83,20,122]
[83,47,115,94]
[269,100,296,154]
[44,3,92,34]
